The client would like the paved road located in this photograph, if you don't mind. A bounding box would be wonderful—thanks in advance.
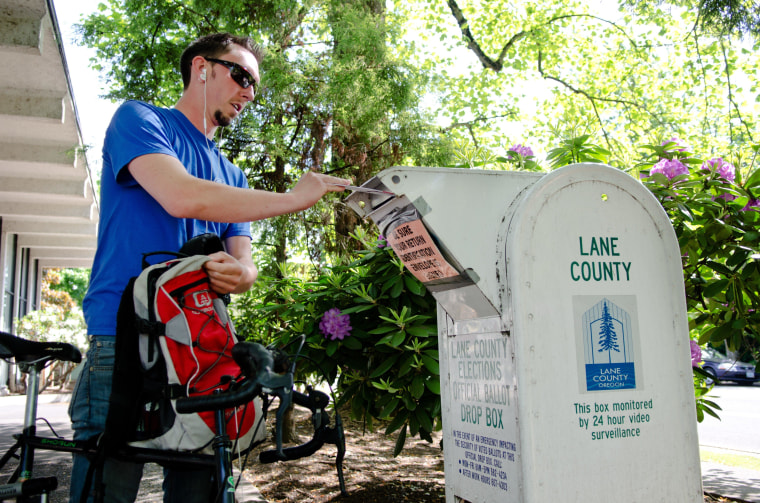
[0,393,264,502]
[697,382,760,454]
[0,393,77,502]
[3,385,759,502]
[697,382,760,503]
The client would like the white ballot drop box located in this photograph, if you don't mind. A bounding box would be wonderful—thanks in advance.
[346,164,702,503]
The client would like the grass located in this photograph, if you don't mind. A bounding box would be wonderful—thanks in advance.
[701,447,760,471]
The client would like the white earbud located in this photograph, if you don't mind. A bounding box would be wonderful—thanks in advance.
[200,69,207,81]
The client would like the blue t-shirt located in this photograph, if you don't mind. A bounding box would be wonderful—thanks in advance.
[83,100,251,336]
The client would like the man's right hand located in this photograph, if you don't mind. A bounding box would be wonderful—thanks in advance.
[290,171,351,210]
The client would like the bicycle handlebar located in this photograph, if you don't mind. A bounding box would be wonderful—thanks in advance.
[174,340,347,495]
[174,378,260,414]
[175,341,293,414]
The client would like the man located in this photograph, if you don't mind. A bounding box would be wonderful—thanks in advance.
[69,32,348,502]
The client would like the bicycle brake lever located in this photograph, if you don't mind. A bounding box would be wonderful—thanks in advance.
[257,369,294,460]
[258,390,347,496]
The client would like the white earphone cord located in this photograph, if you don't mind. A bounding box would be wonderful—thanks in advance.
[201,70,224,234]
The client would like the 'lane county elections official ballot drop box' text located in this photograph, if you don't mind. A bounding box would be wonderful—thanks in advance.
[346,164,702,503]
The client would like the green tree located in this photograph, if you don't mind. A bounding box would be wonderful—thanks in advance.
[397,0,759,166]
[47,268,89,308]
[76,0,455,273]
[16,269,88,391]
[623,0,760,39]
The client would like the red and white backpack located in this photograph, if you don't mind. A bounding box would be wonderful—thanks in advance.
[110,254,264,454]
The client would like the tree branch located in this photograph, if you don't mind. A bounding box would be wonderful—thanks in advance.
[445,5,641,73]
[720,38,754,143]
[447,0,512,71]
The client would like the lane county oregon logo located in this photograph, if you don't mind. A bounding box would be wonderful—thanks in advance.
[581,298,636,391]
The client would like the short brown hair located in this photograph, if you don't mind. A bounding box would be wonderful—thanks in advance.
[180,32,264,89]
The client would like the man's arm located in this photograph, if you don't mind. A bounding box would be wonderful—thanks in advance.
[128,153,348,223]
[204,235,258,294]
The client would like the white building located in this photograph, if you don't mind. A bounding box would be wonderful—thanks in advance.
[0,0,98,390]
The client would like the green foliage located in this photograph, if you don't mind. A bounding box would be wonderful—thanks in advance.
[16,268,88,351]
[77,0,457,268]
[623,0,760,38]
[16,307,87,351]
[546,135,611,169]
[231,229,440,453]
[395,0,759,165]
[639,144,760,360]
[48,268,90,308]
[692,365,722,422]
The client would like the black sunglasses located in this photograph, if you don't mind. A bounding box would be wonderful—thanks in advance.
[205,58,258,94]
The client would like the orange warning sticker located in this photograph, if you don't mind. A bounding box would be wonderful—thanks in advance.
[386,219,459,283]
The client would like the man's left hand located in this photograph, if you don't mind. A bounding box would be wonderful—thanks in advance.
[204,251,247,294]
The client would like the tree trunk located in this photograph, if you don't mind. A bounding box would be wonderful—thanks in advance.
[280,401,301,444]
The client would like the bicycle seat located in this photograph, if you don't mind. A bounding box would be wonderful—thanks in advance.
[0,330,82,364]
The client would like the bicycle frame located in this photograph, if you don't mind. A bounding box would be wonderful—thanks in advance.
[0,332,347,502]
[0,357,221,502]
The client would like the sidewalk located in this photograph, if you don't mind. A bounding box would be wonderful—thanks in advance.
[0,392,266,502]
[701,446,760,503]
[4,393,760,502]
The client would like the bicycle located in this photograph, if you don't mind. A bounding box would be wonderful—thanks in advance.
[0,330,346,503]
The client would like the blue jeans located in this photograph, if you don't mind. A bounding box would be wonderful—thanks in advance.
[69,336,215,503]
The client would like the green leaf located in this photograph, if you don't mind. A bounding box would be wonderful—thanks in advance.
[340,304,375,314]
[410,375,425,398]
[378,396,401,419]
[403,274,427,296]
[407,325,436,338]
[385,412,408,435]
[709,323,734,343]
[390,277,405,298]
[375,331,401,346]
[402,393,417,411]
[393,424,407,457]
[703,278,729,298]
[351,395,365,420]
[369,325,399,335]
[706,261,733,276]
[425,378,441,394]
[415,407,433,434]
[326,340,339,357]
[745,167,760,189]
[378,330,407,348]
[398,354,416,377]
[726,249,749,268]
[697,330,714,345]
[421,354,440,374]
[342,335,362,350]
[370,354,401,378]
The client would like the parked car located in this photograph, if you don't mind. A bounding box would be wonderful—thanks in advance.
[700,347,759,385]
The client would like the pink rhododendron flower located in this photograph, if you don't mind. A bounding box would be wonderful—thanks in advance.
[377,235,387,248]
[509,144,534,157]
[742,199,760,212]
[701,157,735,182]
[319,308,352,341]
[690,340,702,367]
[715,193,737,202]
[661,137,691,153]
[650,158,689,180]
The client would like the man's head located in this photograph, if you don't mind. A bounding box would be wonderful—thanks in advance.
[180,33,264,91]
[179,32,264,130]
